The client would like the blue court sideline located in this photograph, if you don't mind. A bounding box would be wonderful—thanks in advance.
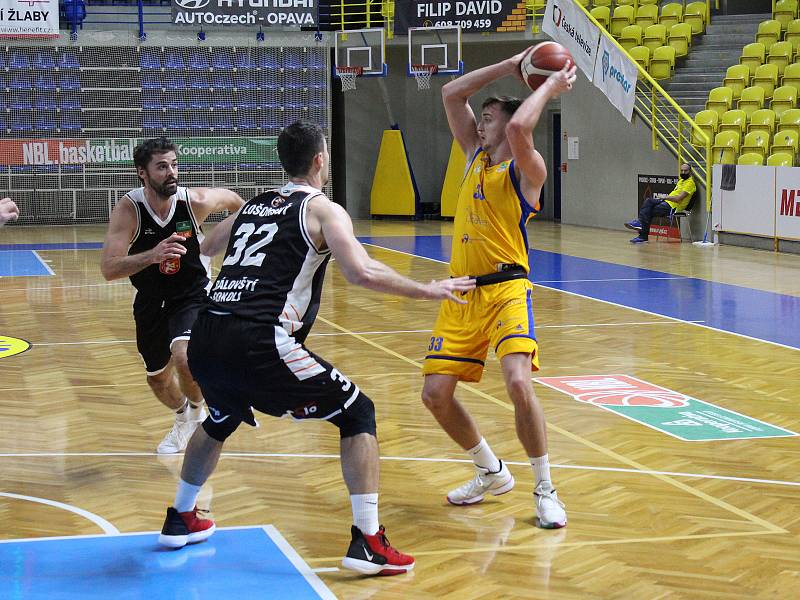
[359,235,800,351]
[0,526,335,600]
[0,251,54,277]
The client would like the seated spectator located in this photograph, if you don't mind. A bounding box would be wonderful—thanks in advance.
[626,163,696,244]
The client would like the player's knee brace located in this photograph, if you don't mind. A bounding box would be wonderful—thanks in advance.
[201,412,241,442]
[332,392,377,439]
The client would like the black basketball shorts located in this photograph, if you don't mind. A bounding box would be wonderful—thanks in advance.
[133,291,206,375]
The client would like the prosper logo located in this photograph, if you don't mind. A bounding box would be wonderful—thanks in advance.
[602,50,610,81]
[174,0,211,9]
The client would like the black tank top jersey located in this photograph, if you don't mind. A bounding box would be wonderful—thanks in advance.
[126,186,211,300]
[208,183,331,342]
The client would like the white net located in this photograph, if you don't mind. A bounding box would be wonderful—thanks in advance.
[0,41,331,225]
[336,67,361,92]
[411,65,437,90]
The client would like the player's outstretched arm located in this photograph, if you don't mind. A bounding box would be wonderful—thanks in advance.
[442,57,520,156]
[312,197,475,303]
[506,62,577,204]
[189,187,245,223]
[100,197,186,280]
[199,210,239,257]
[0,197,19,226]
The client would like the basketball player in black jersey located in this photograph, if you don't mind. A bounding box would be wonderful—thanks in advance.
[100,138,243,454]
[157,121,475,576]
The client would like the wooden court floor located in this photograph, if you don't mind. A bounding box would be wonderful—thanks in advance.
[1,219,799,599]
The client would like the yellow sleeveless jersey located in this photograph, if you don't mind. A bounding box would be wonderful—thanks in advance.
[450,149,537,278]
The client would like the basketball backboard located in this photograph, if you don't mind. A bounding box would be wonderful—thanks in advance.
[407,26,463,76]
[334,28,387,78]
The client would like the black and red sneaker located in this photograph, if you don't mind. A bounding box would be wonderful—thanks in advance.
[342,525,415,576]
[158,506,216,548]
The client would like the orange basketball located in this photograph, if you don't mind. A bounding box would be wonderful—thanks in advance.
[519,42,574,91]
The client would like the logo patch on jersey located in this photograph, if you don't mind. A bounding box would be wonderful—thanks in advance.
[497,162,509,172]
[473,184,485,201]
[271,197,287,208]
[144,228,155,235]
[176,220,193,238]
[159,259,181,275]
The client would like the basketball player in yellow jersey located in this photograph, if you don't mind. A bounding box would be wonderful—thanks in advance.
[422,54,576,528]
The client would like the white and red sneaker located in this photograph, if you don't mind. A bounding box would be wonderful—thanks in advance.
[342,525,415,576]
[158,506,216,548]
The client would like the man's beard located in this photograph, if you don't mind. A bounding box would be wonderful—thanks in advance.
[155,179,178,197]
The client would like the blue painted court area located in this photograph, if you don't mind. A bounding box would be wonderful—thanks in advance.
[0,242,103,251]
[0,250,54,277]
[359,235,800,351]
[0,526,335,600]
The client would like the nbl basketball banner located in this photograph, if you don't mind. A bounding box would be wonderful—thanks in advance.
[171,0,316,27]
[393,0,527,35]
[593,34,637,121]
[0,0,59,38]
[542,0,599,81]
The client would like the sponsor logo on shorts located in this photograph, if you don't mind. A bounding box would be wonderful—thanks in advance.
[208,406,230,423]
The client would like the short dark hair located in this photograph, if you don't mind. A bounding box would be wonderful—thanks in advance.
[133,137,177,171]
[481,96,522,119]
[277,121,325,177]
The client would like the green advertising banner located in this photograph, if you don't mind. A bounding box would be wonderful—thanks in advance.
[0,137,278,167]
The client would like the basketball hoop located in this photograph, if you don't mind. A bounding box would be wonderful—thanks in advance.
[336,66,363,92]
[410,63,438,90]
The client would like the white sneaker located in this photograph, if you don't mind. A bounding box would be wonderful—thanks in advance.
[182,404,207,423]
[535,483,567,529]
[156,415,200,454]
[447,461,515,505]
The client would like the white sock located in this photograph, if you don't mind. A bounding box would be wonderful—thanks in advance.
[350,493,379,536]
[467,438,501,473]
[530,454,552,490]
[175,398,189,414]
[174,479,202,513]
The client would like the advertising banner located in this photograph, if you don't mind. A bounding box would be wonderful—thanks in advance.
[171,0,316,27]
[0,0,59,38]
[542,0,600,81]
[593,34,638,121]
[0,137,278,167]
[775,166,800,240]
[394,0,527,35]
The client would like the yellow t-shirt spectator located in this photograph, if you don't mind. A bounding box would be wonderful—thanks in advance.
[665,176,696,211]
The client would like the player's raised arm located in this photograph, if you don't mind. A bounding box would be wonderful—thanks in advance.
[200,210,240,257]
[189,187,245,223]
[311,197,474,303]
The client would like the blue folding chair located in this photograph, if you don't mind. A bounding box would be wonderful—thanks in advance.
[237,91,258,109]
[142,93,163,110]
[188,49,210,70]
[236,110,257,131]
[165,112,187,131]
[212,91,234,109]
[59,72,81,91]
[33,51,56,70]
[10,51,29,69]
[35,93,58,110]
[234,71,256,90]
[36,73,57,91]
[10,90,33,110]
[212,111,233,132]
[234,51,256,70]
[188,91,210,109]
[141,70,162,90]
[165,51,186,70]
[59,52,80,69]
[35,110,58,132]
[141,110,163,131]
[59,92,81,110]
[211,50,233,71]
[12,110,34,132]
[188,111,210,131]
[140,49,161,69]
[189,72,210,90]
[59,110,82,132]
[10,71,32,90]
[164,73,187,90]
[212,73,234,90]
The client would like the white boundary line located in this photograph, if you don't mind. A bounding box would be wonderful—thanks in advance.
[364,241,800,353]
[31,250,56,276]
[0,452,798,488]
[263,525,338,600]
[0,492,119,535]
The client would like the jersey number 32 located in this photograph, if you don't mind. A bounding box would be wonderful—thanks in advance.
[222,222,278,268]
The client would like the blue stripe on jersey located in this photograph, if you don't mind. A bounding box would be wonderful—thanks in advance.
[509,161,533,253]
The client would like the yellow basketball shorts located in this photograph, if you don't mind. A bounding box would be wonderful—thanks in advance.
[422,278,540,383]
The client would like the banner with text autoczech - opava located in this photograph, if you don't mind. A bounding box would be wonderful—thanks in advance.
[0,0,59,38]
[171,0,316,28]
[393,0,527,35]
[593,33,638,121]
[0,137,278,167]
[542,0,600,81]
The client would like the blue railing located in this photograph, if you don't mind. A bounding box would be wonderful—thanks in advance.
[61,0,172,40]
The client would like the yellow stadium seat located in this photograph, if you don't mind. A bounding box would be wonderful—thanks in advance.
[593,0,612,7]
[718,109,747,136]
[771,85,798,118]
[770,130,799,160]
[723,64,751,100]
[767,41,793,76]
[779,108,800,135]
[774,0,798,31]
[629,45,651,70]
[712,130,741,165]
[767,151,793,166]
[649,45,676,80]
[782,62,800,95]
[739,43,766,77]
[643,24,668,52]
[738,86,766,119]
[737,152,765,165]
[668,23,693,58]
[785,19,800,54]
[692,109,718,147]
[660,3,683,30]
[748,109,777,136]
[635,5,659,29]
[616,0,635,5]
[741,130,771,159]
[684,2,707,34]
[638,0,659,5]
[591,6,610,30]
[574,0,589,5]
[706,86,734,117]
[753,63,780,99]
[756,20,782,50]
[610,5,635,37]
[619,24,643,50]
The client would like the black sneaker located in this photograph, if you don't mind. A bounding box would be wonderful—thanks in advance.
[341,525,415,576]
[158,506,216,548]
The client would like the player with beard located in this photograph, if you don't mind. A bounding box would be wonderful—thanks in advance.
[101,138,244,453]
